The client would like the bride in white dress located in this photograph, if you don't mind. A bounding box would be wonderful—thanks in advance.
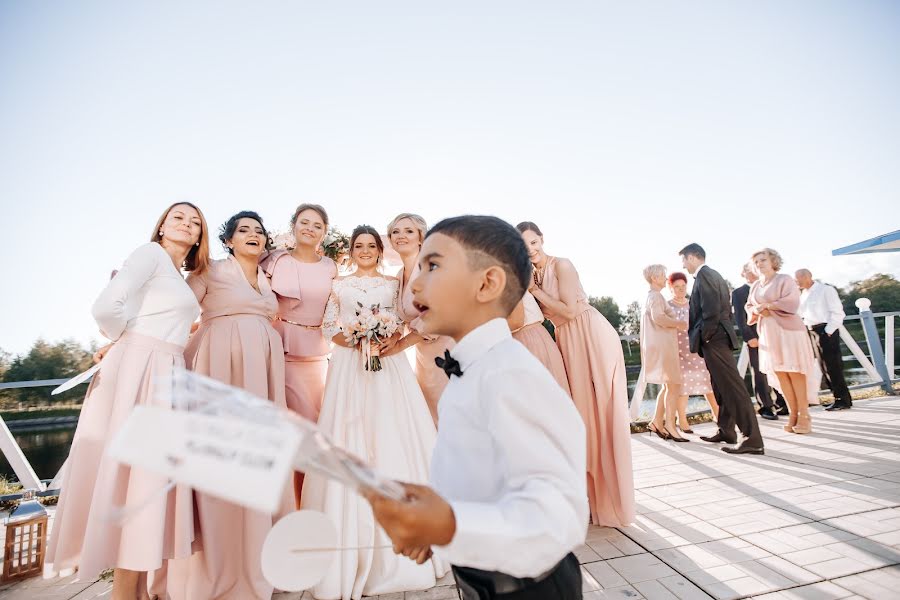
[300,225,447,600]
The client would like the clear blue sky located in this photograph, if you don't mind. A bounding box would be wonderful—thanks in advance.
[2,1,899,355]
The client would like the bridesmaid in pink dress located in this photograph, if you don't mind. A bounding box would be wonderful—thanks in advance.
[746,248,816,434]
[517,221,635,528]
[168,211,292,600]
[46,202,209,600]
[509,291,571,395]
[260,203,337,504]
[386,213,454,424]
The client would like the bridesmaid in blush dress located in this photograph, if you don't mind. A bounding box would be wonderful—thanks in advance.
[167,211,292,600]
[46,202,208,600]
[260,203,337,503]
[518,221,635,528]
[509,291,571,395]
[386,213,455,424]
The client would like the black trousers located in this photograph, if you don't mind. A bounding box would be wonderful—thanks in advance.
[452,553,582,600]
[748,345,785,409]
[702,325,763,446]
[811,325,852,403]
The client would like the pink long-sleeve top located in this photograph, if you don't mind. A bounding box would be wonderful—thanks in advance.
[746,273,806,331]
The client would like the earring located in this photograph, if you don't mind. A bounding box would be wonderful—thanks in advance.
[159,230,164,237]
[195,242,200,247]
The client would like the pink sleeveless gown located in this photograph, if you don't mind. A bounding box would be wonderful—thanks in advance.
[539,257,635,527]
[512,291,571,396]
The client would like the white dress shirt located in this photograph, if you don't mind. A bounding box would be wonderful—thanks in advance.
[431,318,588,577]
[798,281,845,335]
[92,242,200,346]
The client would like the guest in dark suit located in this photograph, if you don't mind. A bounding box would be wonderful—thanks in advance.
[679,243,764,455]
[732,262,786,420]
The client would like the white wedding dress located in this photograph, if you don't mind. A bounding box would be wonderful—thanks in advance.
[300,275,448,600]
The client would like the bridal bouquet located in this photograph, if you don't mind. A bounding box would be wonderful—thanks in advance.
[343,302,401,372]
[322,227,350,263]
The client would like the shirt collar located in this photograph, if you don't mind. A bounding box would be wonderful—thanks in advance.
[451,318,512,373]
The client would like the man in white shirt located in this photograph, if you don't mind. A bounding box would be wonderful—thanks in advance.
[796,269,852,410]
[366,216,587,599]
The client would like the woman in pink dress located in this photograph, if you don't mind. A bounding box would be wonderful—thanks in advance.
[47,202,209,600]
[509,291,571,395]
[386,213,455,424]
[746,248,816,434]
[168,211,292,600]
[260,203,337,504]
[517,221,635,528]
[640,265,689,442]
[667,271,718,431]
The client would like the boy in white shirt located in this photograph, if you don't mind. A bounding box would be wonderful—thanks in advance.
[366,215,588,599]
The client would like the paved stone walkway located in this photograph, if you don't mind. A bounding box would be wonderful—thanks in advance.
[3,395,900,599]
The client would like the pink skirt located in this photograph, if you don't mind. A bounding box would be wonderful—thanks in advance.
[414,335,455,425]
[284,355,329,423]
[556,308,635,528]
[758,318,816,378]
[167,314,291,600]
[46,332,195,579]
[513,323,571,396]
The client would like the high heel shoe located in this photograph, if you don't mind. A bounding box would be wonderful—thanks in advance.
[648,423,671,440]
[666,426,690,442]
[793,414,812,434]
[678,424,694,434]
[784,412,797,433]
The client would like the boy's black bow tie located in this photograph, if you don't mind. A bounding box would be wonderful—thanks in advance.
[435,350,463,378]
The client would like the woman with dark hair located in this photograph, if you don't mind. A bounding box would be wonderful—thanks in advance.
[667,271,717,431]
[167,211,291,600]
[301,225,447,599]
[47,202,209,600]
[517,221,635,528]
[260,203,337,504]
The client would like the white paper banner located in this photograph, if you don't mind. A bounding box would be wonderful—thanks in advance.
[108,405,298,514]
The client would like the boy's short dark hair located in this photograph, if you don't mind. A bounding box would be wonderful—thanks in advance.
[678,243,706,260]
[426,215,531,313]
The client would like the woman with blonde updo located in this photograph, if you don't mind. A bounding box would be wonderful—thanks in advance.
[385,212,455,424]
[745,248,816,434]
[640,264,689,442]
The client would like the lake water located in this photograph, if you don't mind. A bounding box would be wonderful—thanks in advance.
[0,368,880,482]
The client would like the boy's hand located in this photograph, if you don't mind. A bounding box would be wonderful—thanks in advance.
[364,482,456,563]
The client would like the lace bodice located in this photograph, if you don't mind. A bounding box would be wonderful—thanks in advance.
[322,276,401,341]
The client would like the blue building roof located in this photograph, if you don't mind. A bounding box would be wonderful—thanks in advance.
[832,230,900,255]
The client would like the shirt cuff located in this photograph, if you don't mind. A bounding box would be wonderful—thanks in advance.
[436,500,504,568]
[825,325,838,335]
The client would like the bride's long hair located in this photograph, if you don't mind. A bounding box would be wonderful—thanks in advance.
[348,224,384,272]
